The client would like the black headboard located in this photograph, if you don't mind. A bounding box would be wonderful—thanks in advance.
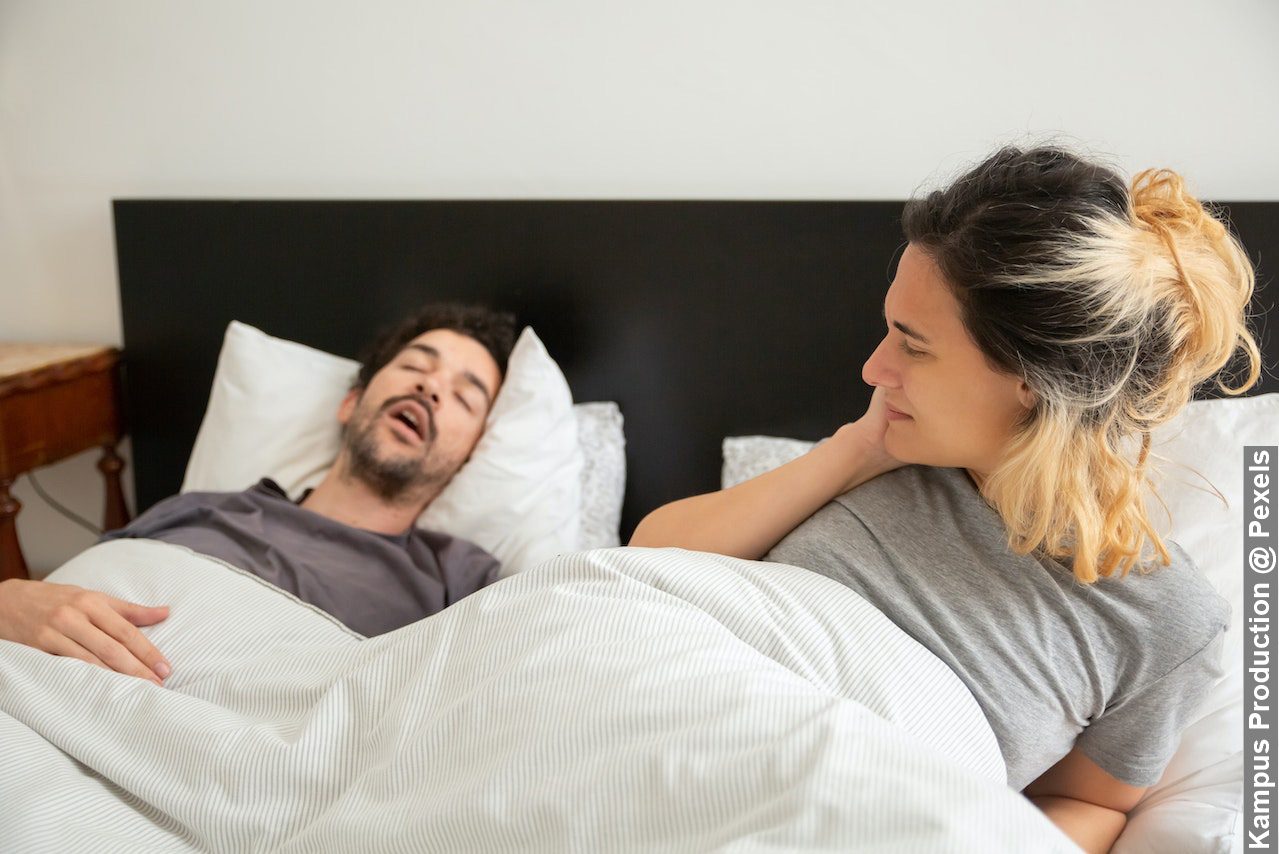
[113,200,1278,539]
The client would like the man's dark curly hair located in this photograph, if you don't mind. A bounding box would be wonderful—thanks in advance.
[354,302,518,390]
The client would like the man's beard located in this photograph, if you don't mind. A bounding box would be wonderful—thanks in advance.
[340,397,451,504]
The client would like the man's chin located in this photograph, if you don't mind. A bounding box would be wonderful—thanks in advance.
[349,462,426,502]
[377,437,425,460]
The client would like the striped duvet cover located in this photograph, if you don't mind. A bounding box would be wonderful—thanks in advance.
[0,540,1078,852]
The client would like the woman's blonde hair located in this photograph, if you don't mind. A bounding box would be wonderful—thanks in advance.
[902,145,1264,583]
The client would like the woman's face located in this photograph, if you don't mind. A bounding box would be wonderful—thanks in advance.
[862,243,1036,483]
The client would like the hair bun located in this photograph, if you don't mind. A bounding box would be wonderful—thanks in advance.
[1128,167,1260,398]
[1130,168,1224,243]
[1130,168,1229,303]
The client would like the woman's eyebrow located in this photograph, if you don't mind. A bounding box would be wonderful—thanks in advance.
[882,304,932,345]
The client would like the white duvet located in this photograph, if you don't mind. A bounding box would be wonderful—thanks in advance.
[0,540,1078,852]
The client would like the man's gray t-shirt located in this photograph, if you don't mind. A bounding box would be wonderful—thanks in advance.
[765,464,1228,790]
[100,479,501,637]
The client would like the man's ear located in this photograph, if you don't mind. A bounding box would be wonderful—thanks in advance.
[337,387,362,426]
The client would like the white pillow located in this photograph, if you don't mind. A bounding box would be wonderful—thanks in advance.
[183,321,356,497]
[1114,392,1278,854]
[183,321,584,576]
[722,435,817,489]
[721,392,1279,854]
[574,402,626,549]
[417,327,581,577]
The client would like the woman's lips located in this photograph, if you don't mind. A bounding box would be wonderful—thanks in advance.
[885,405,913,421]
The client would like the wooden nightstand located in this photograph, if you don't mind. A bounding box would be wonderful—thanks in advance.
[0,344,131,581]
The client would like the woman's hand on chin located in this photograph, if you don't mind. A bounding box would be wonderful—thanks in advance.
[832,387,908,493]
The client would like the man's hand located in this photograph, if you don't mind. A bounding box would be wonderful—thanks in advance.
[0,578,171,685]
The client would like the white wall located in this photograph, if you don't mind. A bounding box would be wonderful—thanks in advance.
[3,0,1278,575]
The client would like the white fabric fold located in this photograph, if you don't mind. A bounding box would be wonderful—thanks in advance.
[0,540,1077,852]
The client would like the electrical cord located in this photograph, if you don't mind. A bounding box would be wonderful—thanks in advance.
[25,470,103,536]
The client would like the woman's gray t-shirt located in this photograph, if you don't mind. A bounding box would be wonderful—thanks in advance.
[764,464,1228,790]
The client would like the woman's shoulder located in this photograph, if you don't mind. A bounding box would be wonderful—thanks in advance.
[831,464,1000,530]
[1115,537,1225,601]
[1144,539,1229,626]
[1091,538,1230,664]
[831,463,948,507]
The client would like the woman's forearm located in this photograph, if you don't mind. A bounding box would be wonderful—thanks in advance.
[1029,795,1126,853]
[628,424,891,560]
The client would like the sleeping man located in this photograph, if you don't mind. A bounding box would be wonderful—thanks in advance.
[0,302,516,686]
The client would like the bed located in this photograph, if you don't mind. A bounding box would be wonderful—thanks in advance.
[1,199,1276,852]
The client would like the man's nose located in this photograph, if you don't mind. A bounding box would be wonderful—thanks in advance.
[414,375,442,405]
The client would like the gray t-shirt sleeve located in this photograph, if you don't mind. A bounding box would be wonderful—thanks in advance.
[1074,624,1228,787]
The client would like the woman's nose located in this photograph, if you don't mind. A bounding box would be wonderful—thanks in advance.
[862,337,897,388]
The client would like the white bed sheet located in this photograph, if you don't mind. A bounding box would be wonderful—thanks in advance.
[0,540,1078,852]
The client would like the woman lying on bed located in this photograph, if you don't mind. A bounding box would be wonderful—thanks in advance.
[630,144,1261,853]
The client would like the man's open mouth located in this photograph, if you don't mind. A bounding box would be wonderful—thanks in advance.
[383,399,434,444]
